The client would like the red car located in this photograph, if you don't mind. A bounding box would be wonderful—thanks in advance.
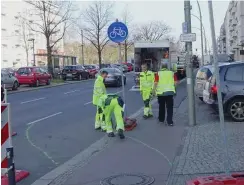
[15,67,52,87]
[84,65,98,78]
[123,63,134,72]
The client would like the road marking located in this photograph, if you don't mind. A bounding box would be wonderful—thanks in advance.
[64,90,80,94]
[83,90,123,106]
[26,112,63,125]
[21,97,46,104]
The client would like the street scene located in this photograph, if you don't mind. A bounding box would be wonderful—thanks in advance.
[1,1,244,185]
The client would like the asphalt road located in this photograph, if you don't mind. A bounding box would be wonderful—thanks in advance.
[7,72,191,185]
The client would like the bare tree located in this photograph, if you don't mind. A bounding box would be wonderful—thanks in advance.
[135,21,171,41]
[25,1,75,74]
[19,11,31,66]
[121,5,134,62]
[81,1,113,68]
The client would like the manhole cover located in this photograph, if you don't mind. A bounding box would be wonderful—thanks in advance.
[100,173,154,185]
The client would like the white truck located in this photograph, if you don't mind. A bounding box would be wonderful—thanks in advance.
[131,40,178,91]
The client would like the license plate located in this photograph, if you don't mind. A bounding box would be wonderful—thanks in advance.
[67,74,72,77]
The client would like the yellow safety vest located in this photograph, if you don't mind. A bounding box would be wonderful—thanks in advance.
[139,71,155,91]
[156,69,175,95]
[93,75,106,105]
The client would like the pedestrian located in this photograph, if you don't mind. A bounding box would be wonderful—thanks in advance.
[139,63,155,119]
[154,63,177,126]
[92,70,108,131]
[98,94,125,139]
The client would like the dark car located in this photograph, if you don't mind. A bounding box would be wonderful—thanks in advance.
[96,68,126,87]
[100,64,112,69]
[62,65,89,81]
[203,61,244,122]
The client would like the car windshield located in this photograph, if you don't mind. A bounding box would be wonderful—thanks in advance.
[64,66,77,70]
[100,68,115,74]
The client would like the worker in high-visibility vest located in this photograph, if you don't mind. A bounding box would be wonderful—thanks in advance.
[92,70,108,131]
[98,94,125,139]
[139,63,155,119]
[153,62,176,126]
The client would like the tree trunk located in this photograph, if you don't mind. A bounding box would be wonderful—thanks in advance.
[25,49,29,66]
[98,48,102,69]
[124,40,127,62]
[46,39,53,77]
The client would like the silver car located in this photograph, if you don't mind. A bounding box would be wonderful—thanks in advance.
[195,65,214,101]
[1,70,19,90]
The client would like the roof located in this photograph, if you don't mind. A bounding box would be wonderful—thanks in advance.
[134,40,170,48]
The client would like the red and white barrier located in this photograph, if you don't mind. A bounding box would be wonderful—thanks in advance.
[1,103,29,184]
[1,103,12,174]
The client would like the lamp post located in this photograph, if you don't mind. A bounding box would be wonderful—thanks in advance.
[28,38,35,66]
[191,14,208,55]
[81,29,85,65]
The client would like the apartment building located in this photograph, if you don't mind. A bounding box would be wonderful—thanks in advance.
[1,1,64,68]
[217,0,244,61]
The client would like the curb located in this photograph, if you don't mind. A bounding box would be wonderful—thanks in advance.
[8,79,95,95]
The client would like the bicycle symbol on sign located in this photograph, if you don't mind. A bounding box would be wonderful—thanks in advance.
[109,27,127,39]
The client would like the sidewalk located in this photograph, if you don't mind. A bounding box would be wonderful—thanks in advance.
[33,97,244,185]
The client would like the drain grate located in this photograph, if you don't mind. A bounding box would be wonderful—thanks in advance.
[100,173,155,185]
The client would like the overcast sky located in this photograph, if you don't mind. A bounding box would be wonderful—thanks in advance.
[76,0,230,55]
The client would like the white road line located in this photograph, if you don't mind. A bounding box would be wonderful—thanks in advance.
[64,90,80,94]
[26,112,63,125]
[21,97,46,104]
[83,90,123,106]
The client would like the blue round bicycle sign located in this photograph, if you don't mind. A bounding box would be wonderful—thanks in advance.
[107,21,128,43]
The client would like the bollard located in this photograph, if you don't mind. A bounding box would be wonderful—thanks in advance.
[7,147,16,185]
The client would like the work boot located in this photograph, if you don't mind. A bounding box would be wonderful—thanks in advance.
[143,115,149,119]
[101,128,106,132]
[95,127,101,130]
[168,122,174,126]
[107,132,115,137]
[148,114,153,118]
[118,129,125,139]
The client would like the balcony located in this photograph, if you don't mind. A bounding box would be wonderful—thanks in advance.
[229,26,234,32]
[232,32,238,39]
[229,16,233,23]
[232,19,237,26]
[231,6,236,15]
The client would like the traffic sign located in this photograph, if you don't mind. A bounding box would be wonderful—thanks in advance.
[107,21,128,43]
[180,33,196,42]
[182,22,188,34]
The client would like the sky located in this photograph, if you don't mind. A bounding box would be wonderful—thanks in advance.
[75,0,230,55]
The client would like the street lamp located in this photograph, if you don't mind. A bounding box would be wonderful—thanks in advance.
[191,14,208,55]
[28,38,36,66]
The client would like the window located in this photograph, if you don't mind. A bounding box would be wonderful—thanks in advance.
[225,66,243,81]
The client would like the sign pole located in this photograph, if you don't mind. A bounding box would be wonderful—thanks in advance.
[115,19,126,117]
[208,0,230,174]
[184,0,196,126]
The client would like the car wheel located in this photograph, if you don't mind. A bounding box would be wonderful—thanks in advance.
[12,81,18,90]
[35,80,39,87]
[63,77,66,81]
[227,98,244,122]
[46,79,51,85]
[79,74,82,81]
[199,97,203,102]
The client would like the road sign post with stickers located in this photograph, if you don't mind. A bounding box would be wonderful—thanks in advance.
[107,19,128,117]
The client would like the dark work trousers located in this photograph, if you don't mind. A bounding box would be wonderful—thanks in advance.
[157,95,174,124]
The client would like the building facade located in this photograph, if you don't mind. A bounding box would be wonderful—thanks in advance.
[217,0,244,61]
[1,1,65,68]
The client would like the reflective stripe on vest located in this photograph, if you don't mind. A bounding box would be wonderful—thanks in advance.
[156,70,175,95]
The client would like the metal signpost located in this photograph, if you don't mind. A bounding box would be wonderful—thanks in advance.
[107,19,128,116]
[208,0,230,174]
[183,0,196,126]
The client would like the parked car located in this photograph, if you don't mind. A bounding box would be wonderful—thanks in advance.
[195,65,214,101]
[96,68,126,87]
[62,65,89,81]
[2,68,18,76]
[111,64,124,72]
[203,61,244,122]
[15,67,51,87]
[1,70,19,90]
[84,65,98,78]
[100,64,112,69]
[123,62,134,72]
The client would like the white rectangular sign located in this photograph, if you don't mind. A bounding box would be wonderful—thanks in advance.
[180,33,196,42]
